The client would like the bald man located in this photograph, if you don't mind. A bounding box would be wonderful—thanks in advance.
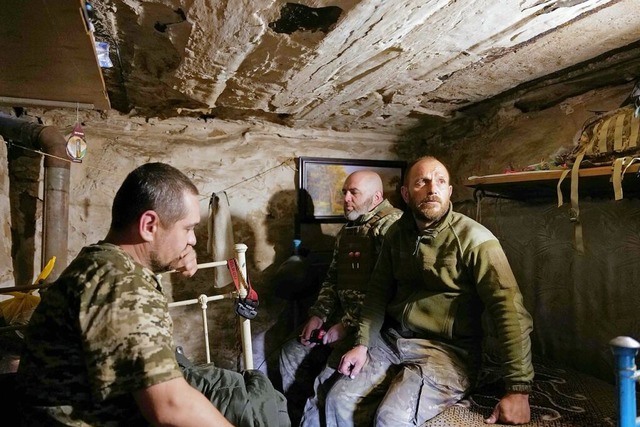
[279,170,403,426]
[331,156,534,426]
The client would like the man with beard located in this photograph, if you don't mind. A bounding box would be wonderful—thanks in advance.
[18,163,288,427]
[329,156,534,426]
[279,170,402,426]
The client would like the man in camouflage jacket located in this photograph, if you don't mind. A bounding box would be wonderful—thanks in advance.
[18,163,288,427]
[279,170,402,426]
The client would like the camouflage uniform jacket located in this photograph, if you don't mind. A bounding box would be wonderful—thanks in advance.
[355,206,535,392]
[307,199,402,330]
[18,242,182,426]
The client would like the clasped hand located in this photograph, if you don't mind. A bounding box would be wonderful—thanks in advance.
[299,317,349,346]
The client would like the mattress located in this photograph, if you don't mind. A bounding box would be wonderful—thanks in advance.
[423,357,618,427]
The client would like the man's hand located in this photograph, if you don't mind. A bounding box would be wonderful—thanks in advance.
[338,345,368,378]
[299,316,324,347]
[323,322,348,345]
[171,246,198,277]
[485,392,530,425]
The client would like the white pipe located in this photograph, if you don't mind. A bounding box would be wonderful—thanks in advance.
[235,243,254,370]
[166,243,254,370]
[167,293,231,308]
[168,293,235,365]
[198,295,211,364]
[163,259,228,275]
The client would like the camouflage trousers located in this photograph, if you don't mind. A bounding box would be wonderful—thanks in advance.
[309,329,475,427]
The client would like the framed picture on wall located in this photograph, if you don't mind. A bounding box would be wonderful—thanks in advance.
[298,156,406,222]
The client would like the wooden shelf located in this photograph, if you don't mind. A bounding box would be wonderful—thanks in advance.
[465,164,640,200]
[0,0,110,110]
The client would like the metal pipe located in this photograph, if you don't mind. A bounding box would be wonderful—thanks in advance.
[163,259,228,274]
[0,114,70,282]
[167,293,233,308]
[165,244,254,369]
[235,243,253,370]
[610,336,640,427]
[40,126,70,282]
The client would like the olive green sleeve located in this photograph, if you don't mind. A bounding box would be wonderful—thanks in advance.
[470,240,534,391]
[354,238,394,347]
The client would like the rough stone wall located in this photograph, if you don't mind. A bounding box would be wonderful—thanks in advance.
[397,83,636,202]
[1,81,635,380]
[0,109,399,376]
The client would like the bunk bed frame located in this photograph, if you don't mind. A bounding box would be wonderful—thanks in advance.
[167,243,254,369]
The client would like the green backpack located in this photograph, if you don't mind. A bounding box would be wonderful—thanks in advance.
[558,101,640,252]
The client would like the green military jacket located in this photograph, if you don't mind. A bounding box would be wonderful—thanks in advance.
[355,206,534,391]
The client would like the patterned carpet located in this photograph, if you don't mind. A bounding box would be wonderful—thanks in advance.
[423,358,618,426]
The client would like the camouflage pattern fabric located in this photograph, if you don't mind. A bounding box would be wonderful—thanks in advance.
[18,242,182,426]
[280,200,401,424]
[307,200,402,329]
